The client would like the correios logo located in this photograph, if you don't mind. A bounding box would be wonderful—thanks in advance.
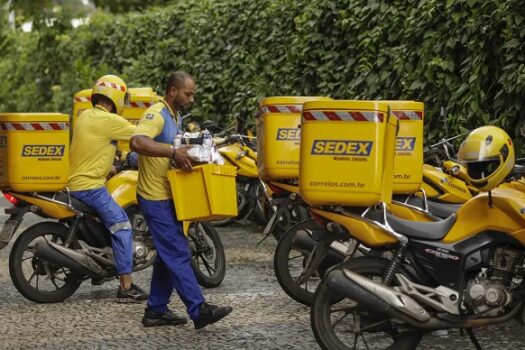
[276,128,301,141]
[311,140,373,156]
[396,137,416,151]
[21,145,66,157]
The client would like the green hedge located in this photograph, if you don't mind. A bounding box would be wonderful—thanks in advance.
[1,0,525,149]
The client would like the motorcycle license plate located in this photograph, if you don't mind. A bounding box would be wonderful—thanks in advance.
[0,219,18,243]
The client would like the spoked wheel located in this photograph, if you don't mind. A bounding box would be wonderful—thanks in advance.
[274,219,324,305]
[9,222,82,303]
[311,257,423,350]
[188,222,226,288]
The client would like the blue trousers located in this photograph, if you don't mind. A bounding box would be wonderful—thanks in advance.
[137,195,205,320]
[71,187,133,275]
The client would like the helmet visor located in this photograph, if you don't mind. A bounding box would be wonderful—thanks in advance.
[457,138,502,162]
[458,138,504,180]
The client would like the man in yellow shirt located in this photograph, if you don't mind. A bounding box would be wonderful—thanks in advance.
[68,75,147,302]
[130,71,232,328]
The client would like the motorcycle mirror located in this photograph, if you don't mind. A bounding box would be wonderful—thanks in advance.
[450,165,461,175]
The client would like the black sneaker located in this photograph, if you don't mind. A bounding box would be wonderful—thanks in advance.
[142,308,187,327]
[193,302,233,329]
[116,284,148,303]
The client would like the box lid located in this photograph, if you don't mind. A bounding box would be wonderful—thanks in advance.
[0,113,69,123]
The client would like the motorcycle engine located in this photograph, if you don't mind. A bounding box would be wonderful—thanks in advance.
[131,214,153,263]
[465,247,524,316]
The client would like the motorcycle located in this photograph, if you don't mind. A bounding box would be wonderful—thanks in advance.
[2,169,226,303]
[310,128,525,350]
[272,139,468,306]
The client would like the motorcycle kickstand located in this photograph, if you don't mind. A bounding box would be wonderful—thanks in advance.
[466,328,483,350]
[236,206,256,226]
[296,241,331,286]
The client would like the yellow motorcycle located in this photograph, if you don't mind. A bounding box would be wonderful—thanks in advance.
[2,169,226,303]
[272,138,469,306]
[310,126,525,350]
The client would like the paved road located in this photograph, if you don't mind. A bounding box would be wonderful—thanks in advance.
[0,196,524,349]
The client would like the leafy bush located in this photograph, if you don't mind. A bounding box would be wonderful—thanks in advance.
[1,0,525,149]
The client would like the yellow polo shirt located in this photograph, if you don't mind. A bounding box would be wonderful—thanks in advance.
[67,106,135,191]
[134,99,182,200]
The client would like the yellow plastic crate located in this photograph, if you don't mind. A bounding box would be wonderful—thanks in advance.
[72,87,160,152]
[167,164,238,221]
[257,96,332,181]
[299,100,397,207]
[386,101,424,194]
[0,113,70,192]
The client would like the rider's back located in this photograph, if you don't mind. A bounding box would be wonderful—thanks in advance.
[67,107,135,191]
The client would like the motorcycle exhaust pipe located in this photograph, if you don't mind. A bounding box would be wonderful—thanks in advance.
[293,230,346,266]
[325,269,431,324]
[325,269,525,331]
[33,238,105,278]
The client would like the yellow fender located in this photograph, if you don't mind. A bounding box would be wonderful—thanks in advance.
[106,170,138,209]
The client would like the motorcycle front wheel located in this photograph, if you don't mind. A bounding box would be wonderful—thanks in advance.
[188,222,226,288]
[9,222,82,303]
[311,256,422,350]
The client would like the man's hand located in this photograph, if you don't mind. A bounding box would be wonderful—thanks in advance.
[107,165,118,179]
[173,145,197,172]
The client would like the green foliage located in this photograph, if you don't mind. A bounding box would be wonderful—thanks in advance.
[1,0,525,150]
[92,0,176,14]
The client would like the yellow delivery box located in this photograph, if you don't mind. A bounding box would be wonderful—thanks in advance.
[0,113,70,192]
[167,164,238,221]
[72,87,160,152]
[257,96,332,180]
[299,100,398,207]
[386,101,424,194]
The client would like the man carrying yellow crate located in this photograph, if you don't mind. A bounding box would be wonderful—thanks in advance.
[130,71,232,328]
[67,75,148,302]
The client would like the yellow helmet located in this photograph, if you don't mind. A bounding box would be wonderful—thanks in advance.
[91,75,129,115]
[457,126,515,191]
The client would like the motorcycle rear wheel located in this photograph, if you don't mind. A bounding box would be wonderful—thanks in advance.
[9,222,82,303]
[273,219,323,305]
[188,222,226,288]
[311,256,422,350]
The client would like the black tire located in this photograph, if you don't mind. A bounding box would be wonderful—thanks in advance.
[210,217,233,227]
[9,222,82,303]
[251,180,269,225]
[188,222,226,288]
[273,219,323,305]
[311,256,423,350]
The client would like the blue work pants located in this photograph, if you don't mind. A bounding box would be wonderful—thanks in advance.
[71,187,133,275]
[137,195,205,320]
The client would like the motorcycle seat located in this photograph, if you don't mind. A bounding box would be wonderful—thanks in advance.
[400,196,461,219]
[39,192,98,215]
[385,212,457,240]
[426,200,461,219]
